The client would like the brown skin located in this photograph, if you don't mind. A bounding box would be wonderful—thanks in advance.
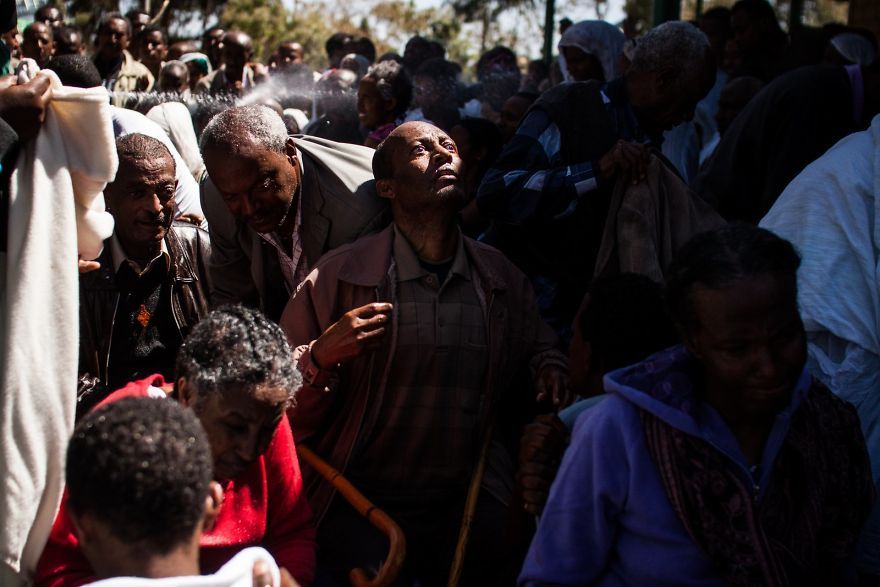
[159,62,189,93]
[0,74,50,142]
[22,22,54,67]
[314,121,569,403]
[104,155,177,265]
[683,272,806,463]
[498,94,532,143]
[202,28,225,69]
[277,41,304,68]
[69,483,223,581]
[603,50,715,184]
[168,40,197,60]
[95,17,130,63]
[221,31,254,92]
[140,29,168,78]
[357,77,396,131]
[561,45,605,82]
[54,29,84,56]
[202,137,300,236]
[179,377,287,482]
[34,6,63,29]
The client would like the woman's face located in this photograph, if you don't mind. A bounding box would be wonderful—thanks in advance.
[685,272,806,416]
[357,78,394,129]
[562,46,604,82]
[185,385,286,481]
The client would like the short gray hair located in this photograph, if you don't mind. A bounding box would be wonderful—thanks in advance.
[199,105,288,155]
[629,21,710,87]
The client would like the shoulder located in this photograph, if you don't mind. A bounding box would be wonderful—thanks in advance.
[310,227,391,276]
[169,221,210,244]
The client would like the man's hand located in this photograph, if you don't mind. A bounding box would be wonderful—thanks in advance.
[597,139,650,185]
[0,74,51,143]
[517,414,568,515]
[78,256,101,273]
[252,561,301,587]
[534,364,571,407]
[311,302,393,368]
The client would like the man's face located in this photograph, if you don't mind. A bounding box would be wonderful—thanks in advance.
[55,30,84,56]
[221,33,252,77]
[35,6,63,29]
[203,138,300,235]
[202,28,224,67]
[188,386,285,482]
[278,42,303,68]
[141,29,167,64]
[381,122,466,214]
[129,13,149,37]
[648,52,715,132]
[22,23,54,67]
[97,18,129,59]
[105,155,176,252]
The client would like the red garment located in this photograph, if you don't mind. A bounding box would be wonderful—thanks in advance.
[34,376,316,586]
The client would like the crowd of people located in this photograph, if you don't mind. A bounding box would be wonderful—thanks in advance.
[1,0,880,585]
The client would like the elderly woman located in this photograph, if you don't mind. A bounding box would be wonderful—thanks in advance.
[520,226,874,586]
[557,20,625,82]
[36,306,316,586]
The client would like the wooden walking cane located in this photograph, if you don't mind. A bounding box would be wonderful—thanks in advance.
[447,414,497,587]
[297,445,407,587]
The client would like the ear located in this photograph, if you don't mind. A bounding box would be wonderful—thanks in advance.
[376,178,395,201]
[203,481,224,532]
[68,509,96,549]
[285,137,298,166]
[177,377,192,407]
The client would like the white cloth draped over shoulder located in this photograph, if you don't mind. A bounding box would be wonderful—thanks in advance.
[0,70,116,580]
[761,114,880,573]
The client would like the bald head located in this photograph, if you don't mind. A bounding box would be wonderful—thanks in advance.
[23,21,54,66]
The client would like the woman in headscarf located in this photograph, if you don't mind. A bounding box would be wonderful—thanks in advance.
[557,20,625,83]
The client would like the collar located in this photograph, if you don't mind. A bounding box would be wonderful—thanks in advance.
[111,232,169,276]
[392,224,471,283]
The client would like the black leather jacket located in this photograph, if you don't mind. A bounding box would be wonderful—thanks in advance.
[78,222,212,404]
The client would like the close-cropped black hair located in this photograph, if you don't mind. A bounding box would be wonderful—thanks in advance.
[665,225,801,330]
[363,60,412,119]
[49,54,101,88]
[578,273,678,371]
[66,397,213,554]
[175,305,299,405]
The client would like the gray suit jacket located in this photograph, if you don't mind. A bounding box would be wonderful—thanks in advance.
[200,135,390,320]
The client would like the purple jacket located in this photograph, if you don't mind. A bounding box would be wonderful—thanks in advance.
[518,345,813,586]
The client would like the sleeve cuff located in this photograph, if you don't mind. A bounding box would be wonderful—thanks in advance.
[296,341,339,393]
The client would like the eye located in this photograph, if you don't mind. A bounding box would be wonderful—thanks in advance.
[443,141,457,152]
[411,144,426,155]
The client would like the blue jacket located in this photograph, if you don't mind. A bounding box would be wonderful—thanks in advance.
[518,345,814,586]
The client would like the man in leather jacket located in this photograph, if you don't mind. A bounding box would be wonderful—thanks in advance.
[78,133,211,416]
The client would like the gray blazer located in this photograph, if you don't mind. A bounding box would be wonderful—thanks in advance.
[200,135,390,320]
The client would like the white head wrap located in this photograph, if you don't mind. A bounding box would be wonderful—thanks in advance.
[558,20,625,82]
[830,33,877,66]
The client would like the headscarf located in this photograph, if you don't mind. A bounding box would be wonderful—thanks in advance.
[557,20,625,83]
[179,52,212,76]
[830,32,877,66]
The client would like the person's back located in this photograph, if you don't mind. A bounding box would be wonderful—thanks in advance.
[693,64,860,223]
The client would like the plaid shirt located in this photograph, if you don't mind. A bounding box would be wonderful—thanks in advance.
[258,197,307,293]
[477,79,653,226]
